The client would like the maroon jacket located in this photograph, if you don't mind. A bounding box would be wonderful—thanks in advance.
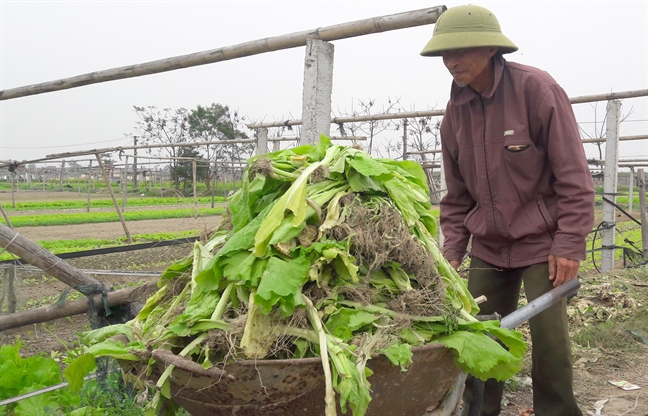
[439,56,595,268]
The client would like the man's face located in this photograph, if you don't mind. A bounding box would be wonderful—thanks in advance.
[441,47,497,91]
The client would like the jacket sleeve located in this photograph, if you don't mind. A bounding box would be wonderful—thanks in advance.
[537,85,595,261]
[439,111,476,262]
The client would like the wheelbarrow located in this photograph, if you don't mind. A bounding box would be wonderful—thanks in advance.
[130,279,580,416]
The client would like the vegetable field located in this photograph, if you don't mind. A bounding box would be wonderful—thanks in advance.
[1,185,648,415]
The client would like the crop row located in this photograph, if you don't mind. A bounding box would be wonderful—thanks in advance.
[2,196,226,211]
[0,207,226,227]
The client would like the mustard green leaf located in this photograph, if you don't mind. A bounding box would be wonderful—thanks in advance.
[64,354,96,393]
[255,255,310,316]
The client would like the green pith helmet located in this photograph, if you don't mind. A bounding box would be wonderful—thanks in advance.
[420,5,518,57]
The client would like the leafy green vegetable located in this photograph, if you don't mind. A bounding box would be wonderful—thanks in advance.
[70,136,526,416]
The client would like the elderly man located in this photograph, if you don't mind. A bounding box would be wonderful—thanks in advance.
[421,5,594,416]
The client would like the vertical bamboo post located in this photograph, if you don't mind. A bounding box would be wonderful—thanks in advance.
[301,39,334,145]
[601,100,621,272]
[211,162,216,209]
[628,167,635,214]
[0,267,5,313]
[192,160,198,219]
[638,169,648,259]
[96,154,132,244]
[87,160,92,213]
[121,156,129,212]
[59,161,65,191]
[402,120,408,160]
[159,173,163,197]
[10,173,16,208]
[1,265,18,314]
[133,136,139,189]
[6,265,17,313]
[0,201,13,229]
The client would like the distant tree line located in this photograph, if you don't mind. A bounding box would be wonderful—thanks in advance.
[128,103,252,192]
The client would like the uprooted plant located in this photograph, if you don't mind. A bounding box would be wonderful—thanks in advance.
[65,137,526,416]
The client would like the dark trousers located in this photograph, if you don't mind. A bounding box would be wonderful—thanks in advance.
[460,256,582,416]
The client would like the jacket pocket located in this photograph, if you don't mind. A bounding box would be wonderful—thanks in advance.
[464,204,487,238]
[536,196,556,239]
[502,136,543,187]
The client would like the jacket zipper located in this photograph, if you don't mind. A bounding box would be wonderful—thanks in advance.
[480,97,508,267]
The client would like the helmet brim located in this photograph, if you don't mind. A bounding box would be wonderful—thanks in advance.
[420,31,518,57]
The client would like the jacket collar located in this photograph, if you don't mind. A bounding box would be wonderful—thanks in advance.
[449,54,506,105]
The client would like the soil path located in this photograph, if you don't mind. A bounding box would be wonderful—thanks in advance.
[13,216,223,242]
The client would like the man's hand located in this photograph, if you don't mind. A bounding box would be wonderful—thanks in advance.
[548,255,580,287]
[449,260,461,271]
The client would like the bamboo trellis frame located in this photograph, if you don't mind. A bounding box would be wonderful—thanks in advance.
[0,6,446,101]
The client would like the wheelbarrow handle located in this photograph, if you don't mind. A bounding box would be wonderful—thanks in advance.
[467,278,581,416]
[500,278,580,330]
[152,349,236,380]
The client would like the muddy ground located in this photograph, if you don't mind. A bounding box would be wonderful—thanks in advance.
[1,191,647,415]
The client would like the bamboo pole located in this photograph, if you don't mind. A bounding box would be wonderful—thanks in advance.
[192,160,198,219]
[122,156,129,212]
[569,89,648,104]
[86,160,92,213]
[0,283,157,331]
[95,154,132,244]
[0,201,12,229]
[0,224,105,295]
[629,167,635,214]
[6,266,17,313]
[11,174,16,208]
[638,169,648,259]
[0,6,446,101]
[42,140,255,161]
[247,89,648,129]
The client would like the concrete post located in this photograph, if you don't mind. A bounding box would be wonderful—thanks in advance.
[638,169,648,259]
[256,128,269,155]
[601,100,621,272]
[301,39,334,145]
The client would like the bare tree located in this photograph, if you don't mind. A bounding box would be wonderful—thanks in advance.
[403,114,443,203]
[131,106,190,189]
[334,97,402,155]
[578,102,635,161]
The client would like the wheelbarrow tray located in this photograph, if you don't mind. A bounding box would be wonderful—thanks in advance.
[140,342,461,416]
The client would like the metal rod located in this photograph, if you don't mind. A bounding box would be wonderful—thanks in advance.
[499,279,581,330]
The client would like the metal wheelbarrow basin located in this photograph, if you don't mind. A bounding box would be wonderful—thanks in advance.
[141,342,461,416]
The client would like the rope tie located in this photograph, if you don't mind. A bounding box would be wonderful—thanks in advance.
[0,233,19,257]
[57,282,112,316]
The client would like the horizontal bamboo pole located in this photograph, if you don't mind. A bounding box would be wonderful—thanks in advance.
[0,283,157,331]
[0,224,105,295]
[569,89,648,104]
[45,139,256,160]
[247,89,648,129]
[248,110,446,129]
[581,134,648,144]
[0,6,447,101]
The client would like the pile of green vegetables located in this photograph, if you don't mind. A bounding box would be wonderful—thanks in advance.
[66,137,525,416]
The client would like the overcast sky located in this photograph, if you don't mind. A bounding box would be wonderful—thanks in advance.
[1,1,647,166]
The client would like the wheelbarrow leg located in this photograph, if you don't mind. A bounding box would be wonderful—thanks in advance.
[467,378,485,416]
[428,372,467,416]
